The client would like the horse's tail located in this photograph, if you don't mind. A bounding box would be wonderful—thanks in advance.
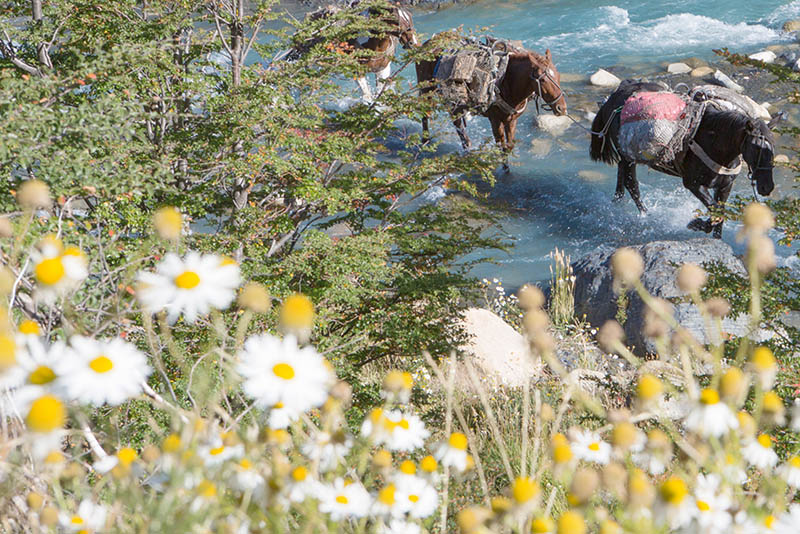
[589,107,620,165]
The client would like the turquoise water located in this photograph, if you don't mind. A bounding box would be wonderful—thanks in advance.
[401,0,800,286]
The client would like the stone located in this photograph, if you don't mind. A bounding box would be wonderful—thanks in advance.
[530,138,553,156]
[774,154,790,164]
[589,69,621,88]
[793,58,800,72]
[667,62,691,74]
[690,66,714,78]
[712,70,744,93]
[558,72,587,83]
[681,57,707,68]
[577,170,606,181]
[584,111,597,122]
[783,19,800,32]
[534,115,573,137]
[572,239,772,356]
[748,50,777,64]
[454,308,540,388]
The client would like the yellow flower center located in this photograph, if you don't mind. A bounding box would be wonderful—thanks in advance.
[44,450,64,464]
[273,402,284,409]
[378,484,396,505]
[789,456,800,468]
[238,459,252,470]
[449,432,468,450]
[637,374,663,400]
[198,480,216,498]
[531,517,555,533]
[335,495,348,504]
[26,395,65,432]
[421,455,437,472]
[699,388,720,405]
[554,443,573,463]
[696,500,710,512]
[511,477,539,503]
[400,460,416,475]
[28,365,56,385]
[89,355,113,373]
[408,494,420,503]
[588,442,600,452]
[557,511,586,534]
[762,391,783,413]
[0,334,15,370]
[292,466,308,482]
[660,476,688,505]
[71,516,84,525]
[35,257,65,285]
[280,293,315,330]
[765,515,775,528]
[612,422,638,448]
[751,346,776,371]
[154,207,182,239]
[117,447,137,467]
[163,434,181,452]
[272,363,295,380]
[720,367,745,397]
[174,270,200,289]
[757,434,772,448]
[18,319,40,335]
[219,256,237,267]
[209,446,225,456]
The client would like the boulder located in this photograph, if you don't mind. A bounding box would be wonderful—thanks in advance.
[455,308,540,388]
[534,115,573,137]
[667,62,691,74]
[572,239,770,356]
[712,70,744,93]
[690,66,714,78]
[590,69,621,88]
[748,50,777,64]
[774,154,790,164]
[784,19,800,32]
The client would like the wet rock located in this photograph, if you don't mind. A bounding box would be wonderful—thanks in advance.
[589,69,621,88]
[577,170,606,181]
[682,57,707,68]
[530,138,553,156]
[667,62,691,74]
[749,50,777,64]
[572,239,771,356]
[774,154,790,164]
[783,19,800,32]
[585,111,597,122]
[712,70,744,93]
[690,66,714,78]
[534,115,573,136]
[559,72,587,83]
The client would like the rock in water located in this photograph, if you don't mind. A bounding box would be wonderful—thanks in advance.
[748,50,777,64]
[534,115,573,137]
[783,19,800,32]
[590,69,621,88]
[667,62,691,74]
[572,239,771,356]
[690,66,714,78]
[774,154,789,164]
[712,70,744,93]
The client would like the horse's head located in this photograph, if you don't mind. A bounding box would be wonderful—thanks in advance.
[742,119,775,196]
[529,49,567,116]
[394,7,418,49]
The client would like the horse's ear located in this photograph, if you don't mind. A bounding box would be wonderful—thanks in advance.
[746,119,755,132]
[545,49,552,61]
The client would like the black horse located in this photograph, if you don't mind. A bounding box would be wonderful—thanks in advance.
[590,81,775,238]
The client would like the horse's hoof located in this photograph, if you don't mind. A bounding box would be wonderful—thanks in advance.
[712,227,723,239]
[687,218,712,233]
[612,193,624,203]
[502,163,510,173]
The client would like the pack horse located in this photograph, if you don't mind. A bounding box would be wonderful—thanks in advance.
[590,81,775,238]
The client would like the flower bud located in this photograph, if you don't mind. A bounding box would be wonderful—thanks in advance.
[518,284,545,310]
[153,206,182,241]
[26,492,44,510]
[750,346,777,389]
[762,391,786,425]
[40,506,59,526]
[490,496,512,514]
[720,367,748,403]
[383,370,413,401]
[540,402,554,422]
[737,410,757,438]
[602,463,627,499]
[372,449,392,469]
[742,203,774,234]
[704,297,731,319]
[611,247,644,287]
[457,506,491,534]
[569,468,599,504]
[747,235,776,274]
[637,374,663,401]
[557,510,586,534]
[511,476,540,504]
[644,298,672,339]
[531,517,556,533]
[523,309,550,334]
[597,320,624,353]
[677,263,707,293]
[612,422,641,451]
[280,293,314,333]
[627,468,654,508]
[0,217,12,238]
[18,180,51,209]
[238,282,271,313]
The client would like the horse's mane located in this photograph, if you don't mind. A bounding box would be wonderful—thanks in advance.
[701,107,752,133]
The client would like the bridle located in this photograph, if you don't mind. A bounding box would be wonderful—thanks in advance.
[530,63,565,114]
[742,126,774,200]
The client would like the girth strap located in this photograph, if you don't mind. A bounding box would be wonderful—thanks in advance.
[688,140,743,175]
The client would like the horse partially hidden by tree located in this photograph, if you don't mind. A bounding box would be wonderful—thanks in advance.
[287,1,417,102]
[590,81,775,238]
[415,39,566,171]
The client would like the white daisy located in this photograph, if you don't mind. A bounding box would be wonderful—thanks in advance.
[198,435,245,467]
[778,456,800,490]
[381,519,421,534]
[31,237,88,302]
[731,511,764,534]
[361,408,429,452]
[570,430,612,465]
[267,402,296,429]
[1,335,67,396]
[775,504,800,534]
[137,251,240,323]
[301,431,352,472]
[791,400,800,432]
[394,473,438,518]
[58,500,107,532]
[230,458,265,496]
[287,466,323,503]
[57,336,151,406]
[655,476,696,530]
[236,334,333,413]
[742,434,778,470]
[722,453,748,485]
[689,474,733,534]
[685,388,738,438]
[435,432,470,472]
[318,478,372,520]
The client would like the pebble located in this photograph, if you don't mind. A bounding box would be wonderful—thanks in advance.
[774,154,790,164]
[690,66,714,78]
[783,19,800,32]
[748,51,777,64]
[589,69,621,88]
[713,70,744,93]
[667,62,691,74]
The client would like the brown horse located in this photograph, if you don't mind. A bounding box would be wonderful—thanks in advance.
[416,41,566,170]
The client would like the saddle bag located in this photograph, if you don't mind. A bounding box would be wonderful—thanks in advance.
[617,92,695,165]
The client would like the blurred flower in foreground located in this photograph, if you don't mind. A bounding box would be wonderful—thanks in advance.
[570,430,611,465]
[31,236,88,302]
[742,434,778,470]
[153,207,183,241]
[58,500,106,533]
[435,432,470,472]
[361,408,429,452]
[137,251,241,323]
[685,388,738,438]
[280,293,315,337]
[317,477,371,520]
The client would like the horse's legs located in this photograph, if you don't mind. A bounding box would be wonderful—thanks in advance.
[710,177,734,239]
[499,117,518,172]
[356,76,373,103]
[622,161,646,213]
[453,111,471,150]
[683,178,717,234]
[421,115,430,141]
[614,162,627,201]
[375,63,392,96]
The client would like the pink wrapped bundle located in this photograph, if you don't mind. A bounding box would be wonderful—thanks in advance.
[620,92,687,125]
